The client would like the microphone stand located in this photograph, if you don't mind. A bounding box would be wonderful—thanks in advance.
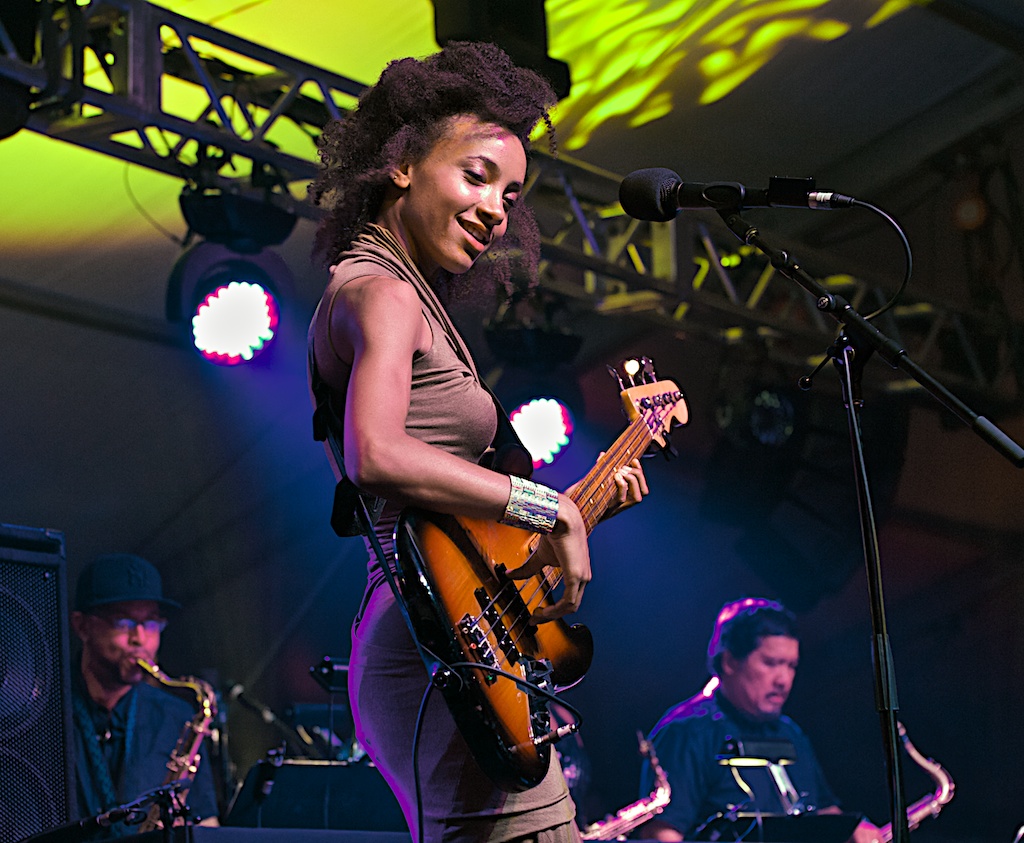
[21,780,190,843]
[229,684,325,759]
[713,206,1024,843]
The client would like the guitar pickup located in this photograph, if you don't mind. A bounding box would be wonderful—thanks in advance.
[457,612,500,685]
[474,587,523,665]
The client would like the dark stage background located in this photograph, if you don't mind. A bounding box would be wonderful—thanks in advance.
[4,4,1024,837]
[7,304,1015,842]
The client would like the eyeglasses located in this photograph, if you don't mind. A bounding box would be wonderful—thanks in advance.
[95,615,168,634]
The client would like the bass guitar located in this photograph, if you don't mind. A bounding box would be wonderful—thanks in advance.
[394,359,688,792]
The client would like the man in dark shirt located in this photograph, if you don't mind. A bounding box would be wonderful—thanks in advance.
[70,553,219,836]
[638,598,881,842]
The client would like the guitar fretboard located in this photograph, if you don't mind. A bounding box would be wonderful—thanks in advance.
[571,412,654,533]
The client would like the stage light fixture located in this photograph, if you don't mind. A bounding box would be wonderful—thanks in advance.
[167,241,291,366]
[0,0,38,141]
[510,396,575,469]
[433,0,571,99]
[715,385,796,449]
[167,187,296,365]
[178,187,297,255]
[485,324,583,372]
[485,324,583,468]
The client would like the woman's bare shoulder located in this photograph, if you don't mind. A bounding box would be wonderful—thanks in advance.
[327,270,420,313]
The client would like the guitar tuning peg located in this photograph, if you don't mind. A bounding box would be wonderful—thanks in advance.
[622,358,641,387]
[640,356,656,383]
[607,364,626,391]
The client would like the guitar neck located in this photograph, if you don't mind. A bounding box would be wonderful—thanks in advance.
[569,413,653,533]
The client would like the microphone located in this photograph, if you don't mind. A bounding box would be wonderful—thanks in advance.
[19,809,132,842]
[618,167,856,221]
[19,782,188,842]
[229,684,322,758]
[228,683,279,725]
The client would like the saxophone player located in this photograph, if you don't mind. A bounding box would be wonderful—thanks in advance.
[69,553,220,836]
[637,598,882,843]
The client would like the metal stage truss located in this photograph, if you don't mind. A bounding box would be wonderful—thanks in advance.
[2,0,1021,410]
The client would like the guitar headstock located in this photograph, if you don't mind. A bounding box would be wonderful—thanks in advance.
[608,357,688,451]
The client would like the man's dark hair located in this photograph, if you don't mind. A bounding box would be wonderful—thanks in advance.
[310,40,556,288]
[707,598,798,675]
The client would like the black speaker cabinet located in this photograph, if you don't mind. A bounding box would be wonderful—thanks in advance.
[0,523,74,843]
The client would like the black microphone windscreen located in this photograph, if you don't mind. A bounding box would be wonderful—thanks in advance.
[619,168,681,222]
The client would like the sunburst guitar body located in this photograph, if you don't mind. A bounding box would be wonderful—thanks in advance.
[395,360,688,792]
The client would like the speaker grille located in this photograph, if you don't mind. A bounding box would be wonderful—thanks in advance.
[0,526,72,843]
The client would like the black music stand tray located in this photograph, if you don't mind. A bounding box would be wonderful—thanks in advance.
[695,811,863,843]
[223,759,406,832]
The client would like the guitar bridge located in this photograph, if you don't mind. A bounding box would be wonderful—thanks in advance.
[457,610,501,685]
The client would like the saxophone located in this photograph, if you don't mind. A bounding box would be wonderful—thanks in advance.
[580,732,671,840]
[581,721,951,842]
[135,658,218,831]
[879,721,955,841]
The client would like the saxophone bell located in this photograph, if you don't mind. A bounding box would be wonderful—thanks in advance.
[580,731,671,840]
[877,721,955,842]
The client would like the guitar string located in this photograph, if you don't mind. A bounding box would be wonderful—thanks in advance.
[504,406,662,615]
[463,429,643,675]
[461,397,678,674]
[466,412,654,638]
[520,396,679,606]
[469,401,677,673]
[490,406,664,665]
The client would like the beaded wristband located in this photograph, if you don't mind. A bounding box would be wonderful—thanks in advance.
[499,475,559,533]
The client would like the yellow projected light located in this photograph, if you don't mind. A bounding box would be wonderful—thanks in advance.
[1,1,924,252]
[545,0,922,150]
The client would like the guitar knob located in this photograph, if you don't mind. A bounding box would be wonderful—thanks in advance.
[430,666,455,690]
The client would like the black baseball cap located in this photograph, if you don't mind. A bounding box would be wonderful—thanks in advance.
[75,553,181,613]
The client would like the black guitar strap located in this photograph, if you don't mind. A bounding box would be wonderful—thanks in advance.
[308,343,386,538]
[309,341,532,538]
[308,341,437,679]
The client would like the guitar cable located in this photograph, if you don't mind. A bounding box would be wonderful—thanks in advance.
[406,652,583,843]
[443,659,583,725]
[411,678,437,843]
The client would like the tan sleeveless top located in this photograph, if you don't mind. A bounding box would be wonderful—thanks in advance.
[310,224,498,580]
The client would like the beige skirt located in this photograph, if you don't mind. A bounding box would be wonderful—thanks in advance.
[348,581,578,843]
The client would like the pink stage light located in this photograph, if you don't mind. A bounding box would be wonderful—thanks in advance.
[510,397,574,468]
[191,280,280,366]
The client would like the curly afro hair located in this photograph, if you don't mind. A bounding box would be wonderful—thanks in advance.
[310,41,557,283]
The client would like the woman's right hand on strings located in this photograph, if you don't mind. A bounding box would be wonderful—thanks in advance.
[505,493,591,623]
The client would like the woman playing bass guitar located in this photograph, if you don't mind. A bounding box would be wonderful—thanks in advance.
[307,41,648,843]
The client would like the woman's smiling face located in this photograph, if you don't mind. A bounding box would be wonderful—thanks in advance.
[384,115,527,278]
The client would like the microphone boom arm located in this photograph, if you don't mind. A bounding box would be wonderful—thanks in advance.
[715,207,1024,467]
[713,203,1023,843]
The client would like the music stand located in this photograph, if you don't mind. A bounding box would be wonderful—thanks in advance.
[695,812,863,843]
[223,758,406,832]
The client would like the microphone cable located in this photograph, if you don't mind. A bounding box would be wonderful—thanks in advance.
[844,198,913,322]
